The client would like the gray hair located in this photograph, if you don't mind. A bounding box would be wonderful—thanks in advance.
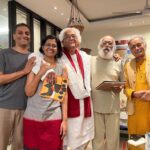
[98,35,116,52]
[59,27,81,43]
[128,35,146,49]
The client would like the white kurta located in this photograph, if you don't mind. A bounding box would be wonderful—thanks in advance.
[63,54,94,149]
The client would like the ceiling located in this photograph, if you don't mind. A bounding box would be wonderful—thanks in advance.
[15,0,150,31]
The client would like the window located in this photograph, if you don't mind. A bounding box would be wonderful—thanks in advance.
[0,0,9,49]
[33,18,41,52]
[16,9,27,24]
[56,30,60,38]
[8,1,61,50]
[46,24,52,35]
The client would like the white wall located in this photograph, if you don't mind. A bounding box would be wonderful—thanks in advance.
[81,25,150,55]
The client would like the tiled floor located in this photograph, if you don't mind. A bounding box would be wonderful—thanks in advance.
[67,142,92,150]
[7,142,92,150]
[7,141,128,150]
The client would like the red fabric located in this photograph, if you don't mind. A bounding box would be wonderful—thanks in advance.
[67,88,91,118]
[63,50,77,72]
[63,49,91,118]
[67,88,80,117]
[84,96,92,118]
[63,49,84,79]
[75,49,84,79]
[23,118,62,150]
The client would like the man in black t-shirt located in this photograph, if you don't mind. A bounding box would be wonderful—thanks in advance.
[0,23,35,150]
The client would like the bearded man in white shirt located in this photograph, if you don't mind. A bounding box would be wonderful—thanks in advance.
[91,35,123,150]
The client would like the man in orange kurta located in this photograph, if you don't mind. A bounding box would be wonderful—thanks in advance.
[124,35,150,150]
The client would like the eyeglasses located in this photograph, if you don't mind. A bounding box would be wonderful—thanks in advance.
[102,41,113,46]
[130,43,143,50]
[64,34,77,40]
[44,44,57,49]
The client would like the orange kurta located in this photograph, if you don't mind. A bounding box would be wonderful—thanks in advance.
[126,59,150,135]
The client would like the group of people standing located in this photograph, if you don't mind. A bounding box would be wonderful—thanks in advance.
[0,22,150,150]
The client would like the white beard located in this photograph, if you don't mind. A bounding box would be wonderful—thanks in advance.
[98,47,114,59]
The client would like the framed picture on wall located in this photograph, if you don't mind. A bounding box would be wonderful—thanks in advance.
[115,40,128,58]
[115,40,134,64]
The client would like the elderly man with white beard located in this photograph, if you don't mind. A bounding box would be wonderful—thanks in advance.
[91,35,123,150]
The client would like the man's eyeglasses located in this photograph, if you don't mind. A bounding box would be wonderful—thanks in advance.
[102,41,113,46]
[64,34,77,40]
[130,43,143,50]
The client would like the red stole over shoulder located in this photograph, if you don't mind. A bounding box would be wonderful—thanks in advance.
[63,49,91,118]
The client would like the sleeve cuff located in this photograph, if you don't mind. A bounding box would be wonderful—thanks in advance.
[126,89,135,101]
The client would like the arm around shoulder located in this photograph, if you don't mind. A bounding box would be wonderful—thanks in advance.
[0,57,35,85]
[0,70,27,85]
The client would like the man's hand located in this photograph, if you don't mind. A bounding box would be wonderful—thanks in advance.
[112,85,124,93]
[140,90,150,101]
[113,53,121,62]
[132,90,150,101]
[23,57,36,75]
[132,91,146,99]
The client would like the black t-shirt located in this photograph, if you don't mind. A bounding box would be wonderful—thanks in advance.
[0,48,29,109]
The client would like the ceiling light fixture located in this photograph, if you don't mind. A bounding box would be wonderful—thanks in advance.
[129,22,133,26]
[67,0,84,33]
[54,6,57,10]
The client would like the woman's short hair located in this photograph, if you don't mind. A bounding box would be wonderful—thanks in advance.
[39,35,63,59]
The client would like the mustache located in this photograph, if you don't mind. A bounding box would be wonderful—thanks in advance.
[103,47,112,52]
[98,48,114,59]
[135,49,143,54]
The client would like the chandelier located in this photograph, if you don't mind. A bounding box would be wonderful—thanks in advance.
[67,0,84,33]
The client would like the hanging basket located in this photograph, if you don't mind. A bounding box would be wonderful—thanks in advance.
[68,24,84,33]
[67,0,84,33]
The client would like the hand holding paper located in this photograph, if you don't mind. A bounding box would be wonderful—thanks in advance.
[112,84,124,93]
[96,81,125,92]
